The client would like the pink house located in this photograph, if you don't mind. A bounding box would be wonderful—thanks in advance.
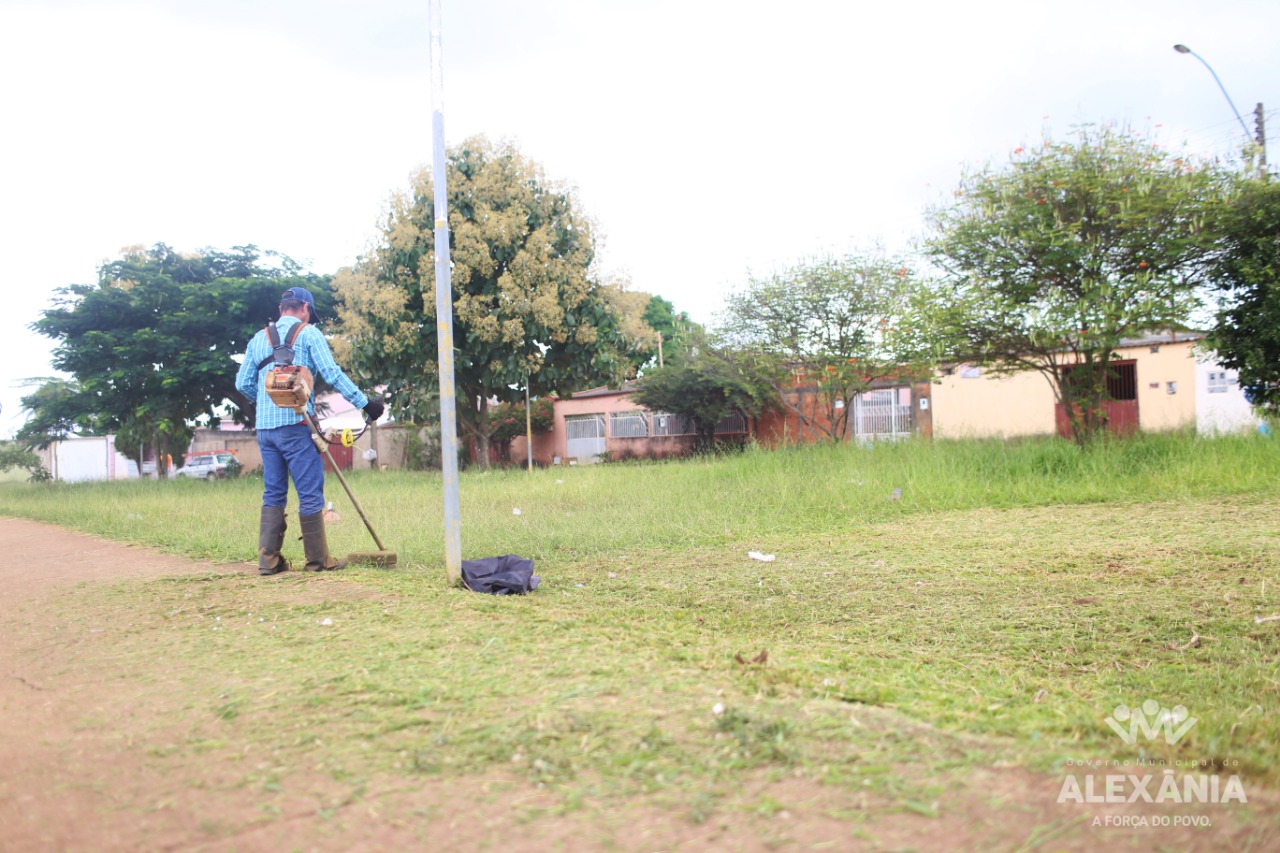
[509,384,747,465]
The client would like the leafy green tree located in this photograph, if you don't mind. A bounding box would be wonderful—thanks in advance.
[0,442,48,482]
[640,294,701,369]
[926,124,1225,443]
[627,334,772,451]
[14,377,99,449]
[717,252,931,443]
[29,244,326,472]
[332,135,655,467]
[1206,173,1280,413]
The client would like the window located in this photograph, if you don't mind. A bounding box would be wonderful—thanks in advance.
[651,413,695,436]
[564,414,605,440]
[610,410,649,438]
[715,412,746,433]
[1207,371,1230,394]
[1060,361,1137,401]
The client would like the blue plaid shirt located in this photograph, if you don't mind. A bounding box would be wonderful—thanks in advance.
[236,317,368,431]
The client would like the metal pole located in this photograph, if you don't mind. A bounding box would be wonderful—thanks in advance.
[525,380,533,471]
[429,0,461,584]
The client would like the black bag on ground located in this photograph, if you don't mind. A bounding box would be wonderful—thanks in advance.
[460,555,540,595]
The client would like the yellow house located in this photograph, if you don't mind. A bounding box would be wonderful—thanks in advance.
[929,332,1251,439]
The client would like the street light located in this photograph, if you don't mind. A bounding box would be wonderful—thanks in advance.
[1172,43,1253,140]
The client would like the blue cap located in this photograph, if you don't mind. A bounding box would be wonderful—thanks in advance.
[280,287,317,322]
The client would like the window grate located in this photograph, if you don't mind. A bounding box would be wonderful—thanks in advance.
[610,410,650,438]
[651,413,695,436]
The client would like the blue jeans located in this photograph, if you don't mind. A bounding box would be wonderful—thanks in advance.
[258,422,326,515]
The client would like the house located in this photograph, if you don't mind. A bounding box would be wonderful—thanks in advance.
[510,384,748,465]
[928,332,1260,439]
[753,379,926,447]
[511,376,923,465]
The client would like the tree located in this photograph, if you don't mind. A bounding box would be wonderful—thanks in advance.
[14,377,99,449]
[29,244,326,471]
[717,252,931,443]
[640,294,701,369]
[627,333,772,452]
[332,135,655,467]
[1206,173,1280,413]
[0,442,48,482]
[926,124,1225,443]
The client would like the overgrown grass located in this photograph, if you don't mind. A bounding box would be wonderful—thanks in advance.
[3,432,1279,821]
[3,431,1277,566]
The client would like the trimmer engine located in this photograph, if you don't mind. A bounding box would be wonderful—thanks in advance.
[265,365,314,413]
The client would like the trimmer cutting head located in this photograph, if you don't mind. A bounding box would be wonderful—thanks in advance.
[348,550,397,568]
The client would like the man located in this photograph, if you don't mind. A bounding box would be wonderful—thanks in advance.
[235,287,384,575]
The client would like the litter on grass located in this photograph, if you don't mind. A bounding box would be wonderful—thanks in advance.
[747,551,776,562]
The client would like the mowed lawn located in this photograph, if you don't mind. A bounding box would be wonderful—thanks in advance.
[2,433,1278,839]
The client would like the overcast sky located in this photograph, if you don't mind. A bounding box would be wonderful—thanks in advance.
[2,0,1278,438]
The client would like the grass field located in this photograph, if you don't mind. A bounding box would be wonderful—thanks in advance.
[2,433,1278,842]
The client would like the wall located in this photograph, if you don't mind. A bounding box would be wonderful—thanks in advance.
[1194,348,1260,435]
[188,428,263,472]
[38,436,138,482]
[507,431,558,467]
[1126,340,1197,432]
[931,366,1058,439]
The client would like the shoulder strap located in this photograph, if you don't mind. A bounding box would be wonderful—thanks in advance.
[255,321,309,371]
[284,321,307,346]
[256,324,278,371]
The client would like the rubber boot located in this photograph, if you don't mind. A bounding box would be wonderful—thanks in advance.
[300,512,346,572]
[258,505,290,576]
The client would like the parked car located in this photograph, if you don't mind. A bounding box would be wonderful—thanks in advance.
[175,453,239,480]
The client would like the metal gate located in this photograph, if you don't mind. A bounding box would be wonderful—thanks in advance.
[852,388,913,440]
[565,413,607,463]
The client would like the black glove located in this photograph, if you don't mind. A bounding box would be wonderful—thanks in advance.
[362,399,385,421]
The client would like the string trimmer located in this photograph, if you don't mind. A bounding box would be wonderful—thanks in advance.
[303,411,397,567]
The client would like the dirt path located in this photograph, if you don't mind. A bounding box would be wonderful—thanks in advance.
[0,518,245,851]
[0,516,1275,852]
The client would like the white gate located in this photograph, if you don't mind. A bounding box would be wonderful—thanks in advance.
[565,414,607,463]
[852,388,913,441]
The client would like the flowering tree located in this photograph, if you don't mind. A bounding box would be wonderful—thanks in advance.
[487,397,554,463]
[927,124,1225,443]
[332,136,655,468]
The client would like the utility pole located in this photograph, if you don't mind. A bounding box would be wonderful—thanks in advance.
[1255,102,1267,173]
[525,377,533,472]
[429,0,462,585]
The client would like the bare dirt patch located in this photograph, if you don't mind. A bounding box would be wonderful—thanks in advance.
[0,516,1275,852]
